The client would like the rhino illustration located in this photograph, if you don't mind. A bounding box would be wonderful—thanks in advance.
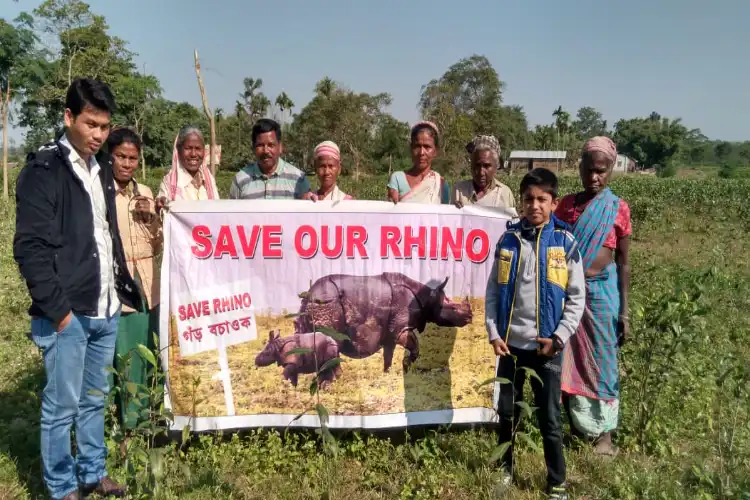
[255,330,342,389]
[294,273,472,373]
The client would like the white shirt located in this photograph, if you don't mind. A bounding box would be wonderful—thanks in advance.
[60,135,120,318]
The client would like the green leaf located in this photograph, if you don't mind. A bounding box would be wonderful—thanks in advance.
[517,432,542,453]
[87,389,104,397]
[315,327,349,341]
[125,381,138,396]
[309,379,318,396]
[489,442,511,465]
[520,366,543,387]
[285,347,313,357]
[289,409,309,426]
[284,312,303,319]
[515,401,536,419]
[477,376,512,388]
[317,357,342,375]
[137,344,157,367]
[181,425,191,445]
[315,403,329,425]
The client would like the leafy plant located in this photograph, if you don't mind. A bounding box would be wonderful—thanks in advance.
[105,334,190,497]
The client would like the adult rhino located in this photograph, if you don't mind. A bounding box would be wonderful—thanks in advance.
[294,273,472,373]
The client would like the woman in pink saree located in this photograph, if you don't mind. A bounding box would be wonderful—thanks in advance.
[387,121,449,204]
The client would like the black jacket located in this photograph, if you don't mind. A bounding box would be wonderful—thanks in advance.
[13,137,143,324]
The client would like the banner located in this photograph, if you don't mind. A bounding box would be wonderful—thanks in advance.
[160,200,516,431]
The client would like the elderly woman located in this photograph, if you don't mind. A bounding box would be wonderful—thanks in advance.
[555,136,631,456]
[156,125,219,208]
[387,121,449,204]
[313,141,353,200]
[452,135,516,210]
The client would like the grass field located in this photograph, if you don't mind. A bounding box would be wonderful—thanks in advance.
[1,168,749,499]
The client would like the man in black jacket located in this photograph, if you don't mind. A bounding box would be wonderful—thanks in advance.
[13,78,142,500]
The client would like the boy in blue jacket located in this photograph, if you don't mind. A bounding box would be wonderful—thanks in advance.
[485,168,586,499]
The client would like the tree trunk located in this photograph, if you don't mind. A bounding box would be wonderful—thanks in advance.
[194,50,217,176]
[2,83,10,200]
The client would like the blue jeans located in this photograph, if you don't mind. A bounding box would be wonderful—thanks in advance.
[31,311,120,499]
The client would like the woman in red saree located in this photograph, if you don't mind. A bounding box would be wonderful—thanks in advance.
[555,136,631,456]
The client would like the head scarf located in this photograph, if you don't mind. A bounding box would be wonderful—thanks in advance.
[165,132,217,201]
[582,136,617,164]
[314,141,341,161]
[471,135,501,157]
[411,121,440,137]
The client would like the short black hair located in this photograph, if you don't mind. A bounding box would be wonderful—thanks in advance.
[65,78,116,117]
[410,123,440,148]
[252,118,281,145]
[520,168,559,199]
[106,127,142,153]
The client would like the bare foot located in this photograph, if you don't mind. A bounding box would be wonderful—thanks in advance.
[593,432,618,457]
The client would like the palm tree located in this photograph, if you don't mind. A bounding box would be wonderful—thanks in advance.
[275,91,295,126]
[314,77,336,99]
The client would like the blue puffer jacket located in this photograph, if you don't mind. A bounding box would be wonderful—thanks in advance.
[493,215,578,342]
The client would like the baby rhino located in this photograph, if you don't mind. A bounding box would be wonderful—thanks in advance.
[254,330,342,389]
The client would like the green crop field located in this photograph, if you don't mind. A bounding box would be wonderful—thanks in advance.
[1,169,749,499]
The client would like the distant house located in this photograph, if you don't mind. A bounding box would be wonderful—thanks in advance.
[613,154,636,173]
[508,151,567,172]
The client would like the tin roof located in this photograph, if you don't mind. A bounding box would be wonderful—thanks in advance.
[509,151,567,160]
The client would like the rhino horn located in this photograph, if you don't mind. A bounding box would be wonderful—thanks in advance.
[436,276,449,291]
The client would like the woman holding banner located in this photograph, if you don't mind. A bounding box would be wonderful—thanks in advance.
[387,121,450,204]
[106,128,162,430]
[555,136,632,457]
[313,141,353,201]
[156,125,220,211]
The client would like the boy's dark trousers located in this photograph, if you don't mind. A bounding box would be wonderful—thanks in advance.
[497,345,565,487]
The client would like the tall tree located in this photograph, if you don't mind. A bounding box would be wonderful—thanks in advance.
[113,72,161,178]
[419,55,506,171]
[0,13,38,198]
[21,0,137,148]
[287,79,398,178]
[613,112,688,169]
[240,77,270,122]
[573,106,608,139]
[713,141,733,164]
[274,91,294,126]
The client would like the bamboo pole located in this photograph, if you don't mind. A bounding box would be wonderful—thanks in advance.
[2,81,10,199]
[194,50,217,176]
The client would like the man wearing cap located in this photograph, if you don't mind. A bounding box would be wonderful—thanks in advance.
[452,135,516,210]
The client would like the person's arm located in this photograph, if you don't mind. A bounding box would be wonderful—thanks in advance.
[387,173,400,203]
[295,175,314,200]
[485,258,502,344]
[505,186,516,208]
[440,179,450,204]
[485,248,511,356]
[616,236,630,344]
[229,175,241,200]
[552,242,586,347]
[13,163,71,328]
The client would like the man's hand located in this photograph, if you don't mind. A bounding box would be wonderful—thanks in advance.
[56,312,72,333]
[454,200,464,209]
[491,338,510,357]
[617,316,629,347]
[301,191,318,202]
